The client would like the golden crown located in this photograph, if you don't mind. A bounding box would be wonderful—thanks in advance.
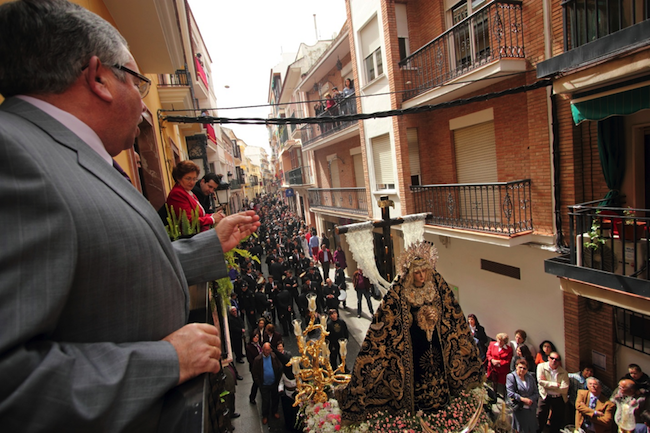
[397,241,438,275]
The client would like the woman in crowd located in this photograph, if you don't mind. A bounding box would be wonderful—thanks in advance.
[506,359,539,433]
[486,333,513,398]
[511,345,536,377]
[165,160,217,233]
[468,313,488,359]
[245,332,263,404]
[333,245,347,270]
[535,340,557,365]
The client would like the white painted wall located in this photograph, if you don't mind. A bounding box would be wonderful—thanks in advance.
[419,232,566,358]
[349,0,403,219]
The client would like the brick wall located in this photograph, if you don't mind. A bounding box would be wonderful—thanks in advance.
[312,136,363,188]
[563,292,617,389]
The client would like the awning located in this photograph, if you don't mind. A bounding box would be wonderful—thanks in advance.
[571,84,650,124]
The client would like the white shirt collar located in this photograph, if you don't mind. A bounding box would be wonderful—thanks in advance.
[16,95,112,165]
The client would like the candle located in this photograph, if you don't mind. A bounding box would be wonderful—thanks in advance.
[291,357,301,375]
[298,335,305,347]
[320,314,328,328]
[339,339,348,358]
[322,341,330,357]
[307,294,317,312]
[293,319,302,337]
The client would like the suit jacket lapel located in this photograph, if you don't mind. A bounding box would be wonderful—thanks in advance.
[1,98,186,288]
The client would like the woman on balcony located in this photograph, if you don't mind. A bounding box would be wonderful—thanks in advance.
[166,160,221,233]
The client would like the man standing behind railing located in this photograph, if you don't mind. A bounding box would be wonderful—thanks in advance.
[0,1,260,432]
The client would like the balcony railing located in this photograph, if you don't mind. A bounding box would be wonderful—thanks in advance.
[562,0,650,50]
[569,200,649,279]
[411,179,533,235]
[285,166,312,186]
[301,96,358,147]
[229,179,241,190]
[158,70,191,87]
[308,188,368,215]
[399,0,524,101]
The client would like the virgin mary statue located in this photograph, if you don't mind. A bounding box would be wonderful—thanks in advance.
[336,241,483,422]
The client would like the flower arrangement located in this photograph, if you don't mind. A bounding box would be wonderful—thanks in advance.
[300,399,343,433]
[335,387,492,433]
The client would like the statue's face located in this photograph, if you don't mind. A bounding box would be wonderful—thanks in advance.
[413,269,426,286]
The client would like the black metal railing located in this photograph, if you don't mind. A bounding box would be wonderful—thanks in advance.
[301,96,358,147]
[569,200,649,278]
[308,188,368,215]
[399,0,524,101]
[562,0,650,50]
[229,179,241,190]
[157,70,191,86]
[411,179,533,235]
[285,166,312,186]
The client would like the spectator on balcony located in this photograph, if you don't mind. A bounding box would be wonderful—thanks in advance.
[342,78,355,97]
[166,160,219,233]
[192,172,225,217]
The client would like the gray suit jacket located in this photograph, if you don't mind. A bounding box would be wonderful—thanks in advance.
[0,98,227,432]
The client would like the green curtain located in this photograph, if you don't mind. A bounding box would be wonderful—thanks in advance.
[597,116,625,206]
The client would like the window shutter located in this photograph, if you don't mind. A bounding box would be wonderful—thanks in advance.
[353,154,365,187]
[372,134,394,189]
[454,121,497,183]
[407,128,420,176]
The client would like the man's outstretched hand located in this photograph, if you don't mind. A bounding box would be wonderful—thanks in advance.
[215,210,261,252]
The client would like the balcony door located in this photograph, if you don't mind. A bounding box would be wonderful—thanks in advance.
[454,120,499,227]
[450,0,490,72]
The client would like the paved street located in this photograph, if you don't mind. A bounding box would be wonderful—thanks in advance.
[229,263,382,433]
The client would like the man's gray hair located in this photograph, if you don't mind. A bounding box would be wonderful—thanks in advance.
[0,0,131,97]
[586,376,601,385]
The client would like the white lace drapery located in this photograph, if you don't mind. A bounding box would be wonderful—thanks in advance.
[343,213,429,295]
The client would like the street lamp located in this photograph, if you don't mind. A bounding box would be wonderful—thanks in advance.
[215,175,230,214]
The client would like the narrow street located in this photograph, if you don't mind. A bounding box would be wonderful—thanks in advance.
[229,260,381,433]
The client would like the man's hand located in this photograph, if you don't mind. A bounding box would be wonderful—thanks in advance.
[214,211,261,252]
[163,323,222,385]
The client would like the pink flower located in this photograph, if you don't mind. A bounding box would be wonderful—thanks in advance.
[335,426,341,431]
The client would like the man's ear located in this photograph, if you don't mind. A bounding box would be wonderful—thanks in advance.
[85,56,114,103]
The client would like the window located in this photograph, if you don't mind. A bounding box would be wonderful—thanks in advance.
[407,128,421,186]
[360,17,383,84]
[371,134,395,190]
[365,48,383,81]
[396,3,410,61]
[453,120,498,221]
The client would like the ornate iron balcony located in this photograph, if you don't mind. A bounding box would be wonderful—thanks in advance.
[411,179,532,235]
[157,70,191,86]
[569,200,649,279]
[399,0,524,101]
[301,95,358,147]
[308,188,368,215]
[562,0,649,51]
[285,166,312,186]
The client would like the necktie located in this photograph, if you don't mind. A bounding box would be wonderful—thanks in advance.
[112,159,132,183]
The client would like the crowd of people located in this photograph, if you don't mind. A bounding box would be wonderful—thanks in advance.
[219,193,353,429]
[468,319,650,433]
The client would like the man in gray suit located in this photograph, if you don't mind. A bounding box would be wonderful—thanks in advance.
[0,1,260,431]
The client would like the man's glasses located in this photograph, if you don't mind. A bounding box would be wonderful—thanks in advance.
[549,356,560,361]
[113,64,151,98]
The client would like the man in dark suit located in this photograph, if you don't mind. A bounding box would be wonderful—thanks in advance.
[191,172,223,216]
[0,2,261,431]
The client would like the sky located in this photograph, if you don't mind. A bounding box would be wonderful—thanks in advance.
[187,0,348,153]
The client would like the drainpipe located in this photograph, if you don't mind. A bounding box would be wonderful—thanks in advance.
[543,0,564,251]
